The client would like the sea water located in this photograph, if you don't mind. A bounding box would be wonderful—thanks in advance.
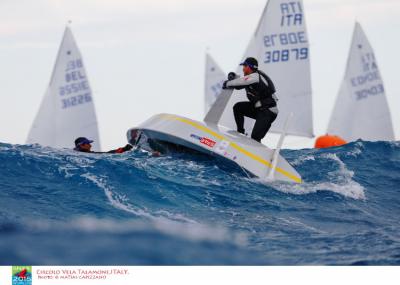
[0,141,399,265]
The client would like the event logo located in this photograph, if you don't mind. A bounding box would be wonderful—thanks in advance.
[12,266,32,285]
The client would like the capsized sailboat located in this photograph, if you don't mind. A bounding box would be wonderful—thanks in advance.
[126,0,305,183]
[127,87,302,183]
[26,26,101,150]
[316,22,395,147]
[204,53,226,115]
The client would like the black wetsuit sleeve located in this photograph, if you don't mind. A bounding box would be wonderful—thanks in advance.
[107,144,133,153]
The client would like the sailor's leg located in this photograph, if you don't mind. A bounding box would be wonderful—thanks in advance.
[251,109,277,142]
[233,102,255,134]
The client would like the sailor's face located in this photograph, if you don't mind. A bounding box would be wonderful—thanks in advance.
[80,143,92,151]
[243,65,252,75]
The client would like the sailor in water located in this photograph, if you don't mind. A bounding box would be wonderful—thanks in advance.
[73,137,133,153]
[222,57,278,142]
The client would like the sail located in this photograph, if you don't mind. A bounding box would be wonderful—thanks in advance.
[327,22,394,142]
[218,0,313,137]
[204,53,226,114]
[26,27,101,150]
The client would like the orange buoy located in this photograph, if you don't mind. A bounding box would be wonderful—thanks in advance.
[314,135,347,149]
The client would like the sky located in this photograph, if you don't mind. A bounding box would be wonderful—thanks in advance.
[0,0,399,150]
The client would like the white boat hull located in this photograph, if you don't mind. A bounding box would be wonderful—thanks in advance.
[127,114,302,183]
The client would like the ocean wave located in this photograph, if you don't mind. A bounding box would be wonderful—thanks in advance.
[0,141,399,265]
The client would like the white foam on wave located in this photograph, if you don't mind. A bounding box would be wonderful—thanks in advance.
[81,173,155,219]
[21,145,97,175]
[131,155,222,187]
[63,150,97,167]
[0,145,11,151]
[57,164,78,178]
[274,216,326,234]
[272,153,366,200]
[81,173,198,224]
[56,151,98,178]
[17,145,64,161]
[344,142,363,158]
[290,154,316,166]
[392,141,400,147]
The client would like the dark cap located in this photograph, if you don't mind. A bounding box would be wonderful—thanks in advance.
[74,137,93,147]
[240,57,258,69]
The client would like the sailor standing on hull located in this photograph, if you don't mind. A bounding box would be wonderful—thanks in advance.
[222,57,278,142]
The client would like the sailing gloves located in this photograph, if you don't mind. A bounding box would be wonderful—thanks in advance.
[222,72,238,89]
[228,72,237,80]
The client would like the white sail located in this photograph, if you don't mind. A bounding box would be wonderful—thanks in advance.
[327,22,394,142]
[218,0,313,138]
[204,53,226,114]
[26,27,101,150]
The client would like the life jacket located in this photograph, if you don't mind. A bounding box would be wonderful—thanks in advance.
[256,70,277,108]
[245,70,277,108]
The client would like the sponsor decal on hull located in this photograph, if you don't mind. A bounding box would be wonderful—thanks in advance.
[190,134,216,148]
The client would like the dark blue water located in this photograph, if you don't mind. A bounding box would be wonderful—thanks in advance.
[0,141,399,265]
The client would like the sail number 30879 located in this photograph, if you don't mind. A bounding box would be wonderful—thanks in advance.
[264,48,308,63]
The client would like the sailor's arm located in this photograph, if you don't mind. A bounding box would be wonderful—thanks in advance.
[226,73,259,89]
[107,144,133,153]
